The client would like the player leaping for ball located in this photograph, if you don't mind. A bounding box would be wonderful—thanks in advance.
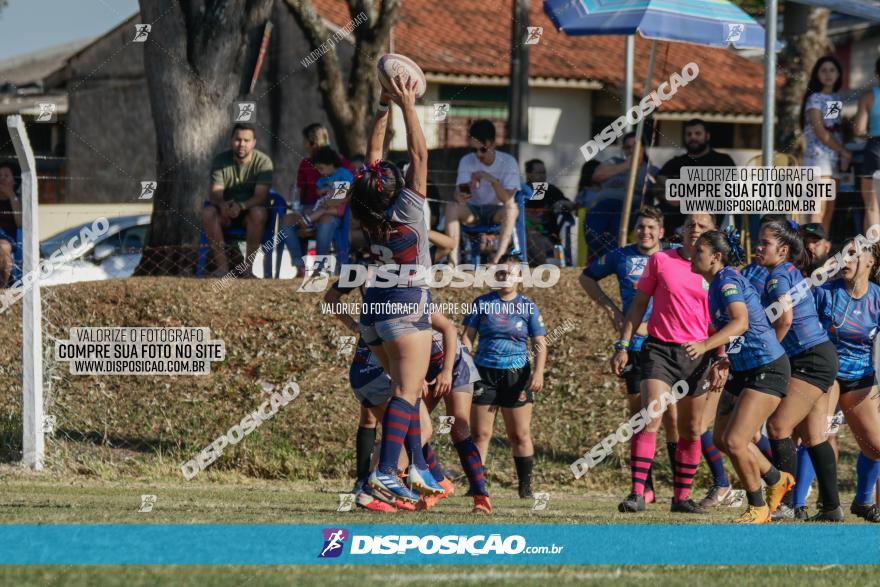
[351,73,444,505]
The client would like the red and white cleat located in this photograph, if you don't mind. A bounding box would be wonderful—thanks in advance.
[356,491,398,513]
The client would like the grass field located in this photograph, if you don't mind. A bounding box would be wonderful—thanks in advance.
[0,474,877,586]
[1,277,877,585]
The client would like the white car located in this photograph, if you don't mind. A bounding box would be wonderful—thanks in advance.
[39,215,150,286]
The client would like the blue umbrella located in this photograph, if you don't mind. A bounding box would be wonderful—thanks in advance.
[544,0,778,244]
[544,0,770,49]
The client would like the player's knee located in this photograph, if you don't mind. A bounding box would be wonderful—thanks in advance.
[722,432,747,455]
[450,418,470,441]
[472,428,491,444]
[765,416,788,440]
[507,428,531,448]
[863,437,880,460]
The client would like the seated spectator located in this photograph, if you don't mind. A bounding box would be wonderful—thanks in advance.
[283,146,352,272]
[445,119,521,265]
[651,119,735,237]
[584,132,657,262]
[522,158,573,262]
[285,123,350,272]
[202,123,273,278]
[0,161,21,288]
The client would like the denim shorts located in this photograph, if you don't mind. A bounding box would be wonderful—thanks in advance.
[862,137,880,177]
[467,203,503,226]
[359,286,431,345]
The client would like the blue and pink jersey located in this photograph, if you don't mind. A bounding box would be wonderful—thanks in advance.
[365,186,431,288]
[463,292,546,369]
[709,266,785,372]
[762,261,829,356]
[814,279,880,380]
[636,248,710,344]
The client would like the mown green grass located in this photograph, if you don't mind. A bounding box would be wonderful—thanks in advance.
[0,477,876,586]
[2,565,876,587]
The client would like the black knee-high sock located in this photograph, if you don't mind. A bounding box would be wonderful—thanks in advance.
[769,437,797,506]
[667,441,677,475]
[645,462,655,493]
[356,426,377,481]
[514,455,534,491]
[808,441,840,510]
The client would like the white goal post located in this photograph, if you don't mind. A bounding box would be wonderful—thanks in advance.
[8,114,44,470]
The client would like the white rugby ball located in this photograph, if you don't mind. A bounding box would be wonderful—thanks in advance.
[377,53,426,98]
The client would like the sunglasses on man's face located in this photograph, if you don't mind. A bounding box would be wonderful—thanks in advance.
[472,145,490,154]
[495,270,509,280]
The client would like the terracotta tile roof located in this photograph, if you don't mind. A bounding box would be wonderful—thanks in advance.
[314,0,781,115]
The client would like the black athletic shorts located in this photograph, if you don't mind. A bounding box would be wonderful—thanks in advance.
[726,354,791,398]
[862,137,880,177]
[790,340,838,392]
[473,364,533,408]
[621,349,642,395]
[837,374,877,394]
[717,389,738,418]
[639,336,713,397]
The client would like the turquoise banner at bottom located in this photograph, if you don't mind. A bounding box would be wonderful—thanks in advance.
[1,524,878,565]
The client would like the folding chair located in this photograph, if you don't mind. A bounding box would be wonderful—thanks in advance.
[460,190,528,266]
[196,190,286,277]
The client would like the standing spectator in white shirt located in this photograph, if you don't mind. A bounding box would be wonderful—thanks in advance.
[444,120,521,265]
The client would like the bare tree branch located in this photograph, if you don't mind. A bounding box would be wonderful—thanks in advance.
[283,0,401,155]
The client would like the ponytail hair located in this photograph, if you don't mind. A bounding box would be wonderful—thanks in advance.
[697,226,745,267]
[350,160,404,242]
[841,236,880,283]
[762,219,805,267]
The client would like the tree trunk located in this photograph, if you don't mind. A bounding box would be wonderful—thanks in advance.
[135,0,274,276]
[283,0,400,157]
[777,4,832,157]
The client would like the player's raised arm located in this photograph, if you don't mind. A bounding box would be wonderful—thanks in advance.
[388,76,428,195]
[365,91,392,164]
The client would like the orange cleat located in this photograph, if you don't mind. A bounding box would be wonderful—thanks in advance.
[735,504,771,524]
[417,477,455,511]
[765,472,795,513]
[394,498,417,511]
[472,494,493,514]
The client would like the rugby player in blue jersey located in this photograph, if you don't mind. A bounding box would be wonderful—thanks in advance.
[740,215,787,293]
[464,256,547,503]
[814,237,880,523]
[755,220,843,521]
[580,206,679,506]
[683,228,792,524]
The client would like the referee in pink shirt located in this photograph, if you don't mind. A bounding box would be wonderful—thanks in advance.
[612,213,728,514]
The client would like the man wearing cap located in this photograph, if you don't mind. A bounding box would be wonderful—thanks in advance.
[799,223,832,277]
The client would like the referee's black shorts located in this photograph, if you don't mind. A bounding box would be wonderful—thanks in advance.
[639,336,713,397]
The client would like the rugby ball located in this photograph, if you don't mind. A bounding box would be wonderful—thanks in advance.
[377,53,426,98]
